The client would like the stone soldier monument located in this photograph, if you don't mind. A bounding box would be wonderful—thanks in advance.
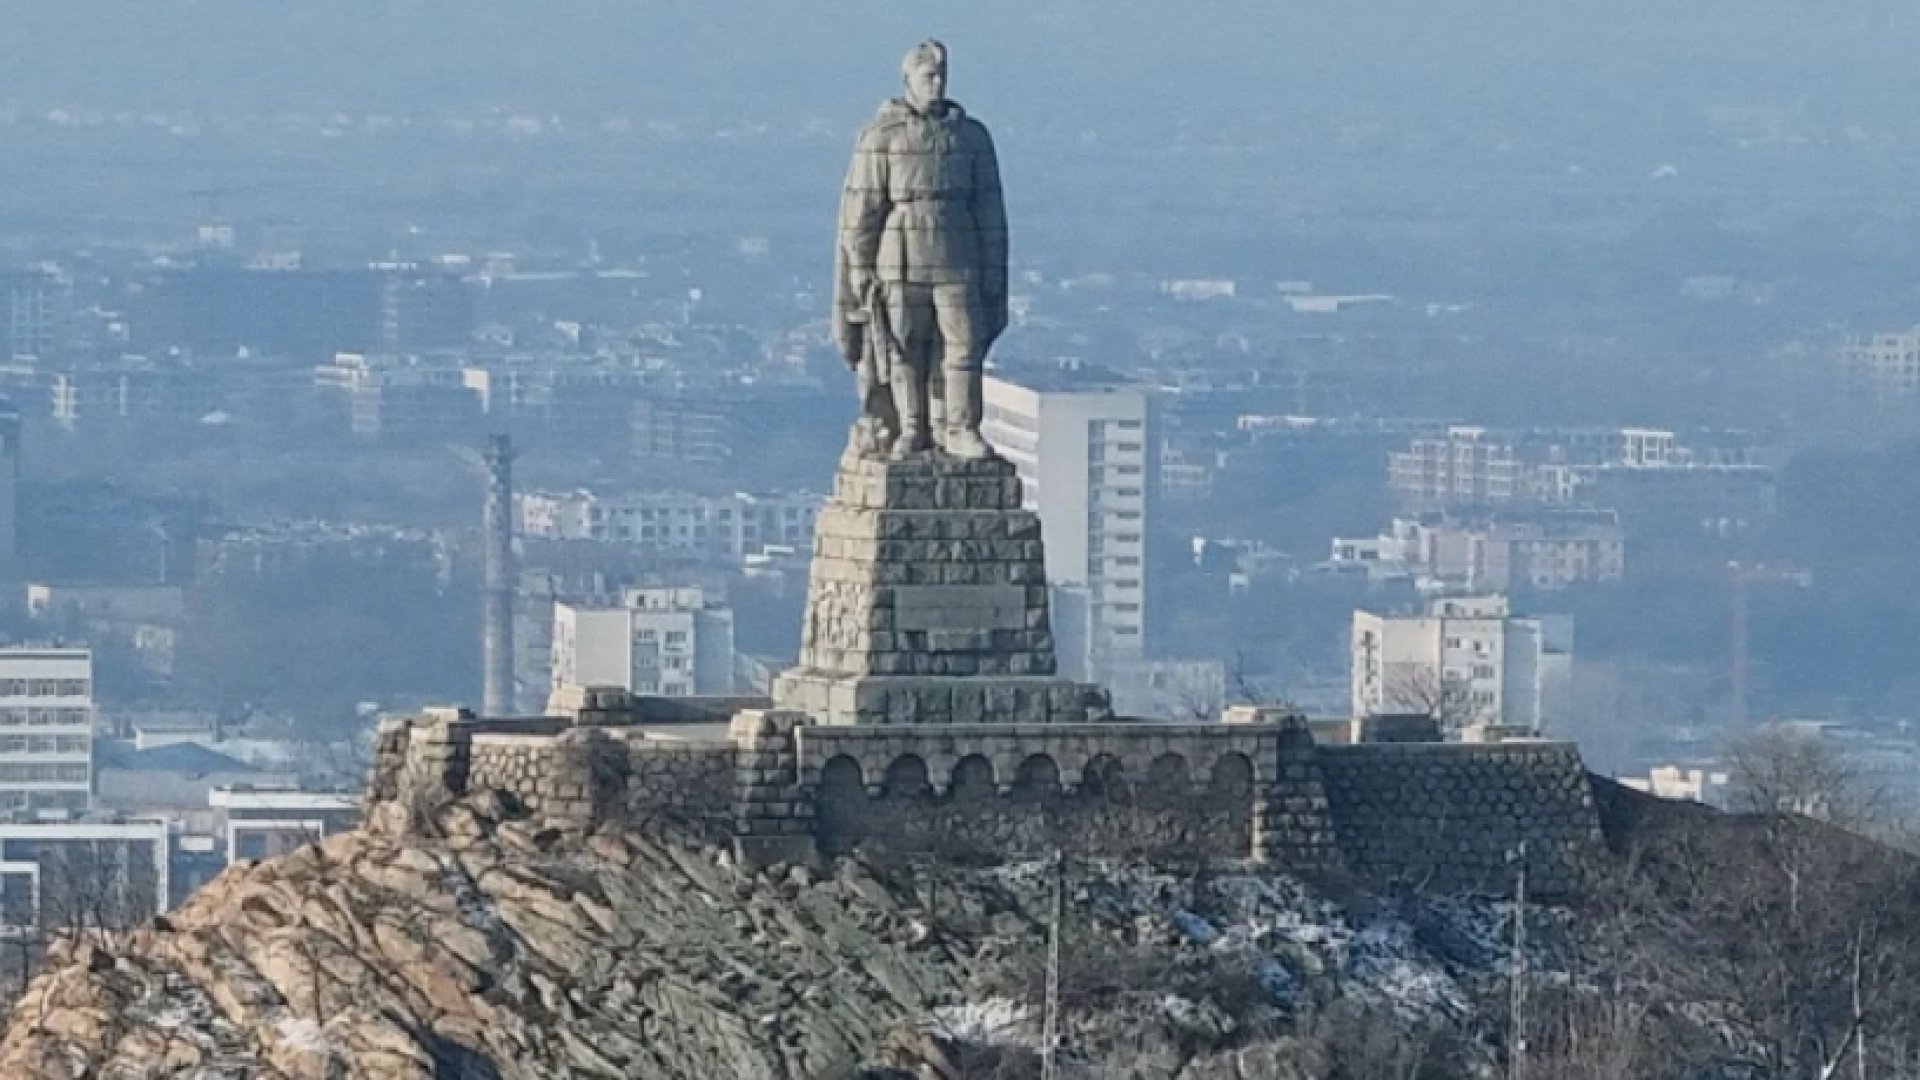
[776,42,1109,726]
[833,39,1008,460]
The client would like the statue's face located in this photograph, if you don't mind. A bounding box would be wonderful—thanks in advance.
[905,61,947,110]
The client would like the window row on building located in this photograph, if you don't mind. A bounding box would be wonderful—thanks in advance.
[0,734,89,755]
[0,679,90,699]
[0,762,90,784]
[0,707,91,728]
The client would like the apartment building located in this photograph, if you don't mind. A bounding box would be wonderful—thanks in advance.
[551,587,736,700]
[981,371,1151,683]
[0,648,94,817]
[1350,596,1572,733]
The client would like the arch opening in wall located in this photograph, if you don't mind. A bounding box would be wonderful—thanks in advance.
[949,755,997,803]
[1080,753,1131,802]
[816,754,869,857]
[1145,752,1191,806]
[820,755,865,794]
[1210,751,1254,797]
[881,755,933,800]
[1012,754,1061,802]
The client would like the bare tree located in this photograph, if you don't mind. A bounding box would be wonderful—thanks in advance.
[1723,724,1896,831]
[1382,665,1498,733]
[1585,732,1920,1079]
[38,840,159,951]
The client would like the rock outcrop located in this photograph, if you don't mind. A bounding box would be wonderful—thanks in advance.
[0,792,1000,1079]
[0,788,1613,1079]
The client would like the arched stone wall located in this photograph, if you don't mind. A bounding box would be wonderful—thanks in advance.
[800,725,1288,862]
[373,710,1601,895]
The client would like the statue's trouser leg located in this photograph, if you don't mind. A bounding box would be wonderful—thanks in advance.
[860,366,900,448]
[934,283,994,459]
[886,285,934,455]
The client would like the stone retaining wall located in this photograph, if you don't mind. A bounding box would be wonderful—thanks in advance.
[1317,742,1603,898]
[369,712,1607,897]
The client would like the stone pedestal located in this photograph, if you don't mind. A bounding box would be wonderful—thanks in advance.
[774,450,1110,726]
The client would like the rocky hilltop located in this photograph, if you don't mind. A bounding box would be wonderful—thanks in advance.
[0,786,1540,1079]
[4,782,1918,1079]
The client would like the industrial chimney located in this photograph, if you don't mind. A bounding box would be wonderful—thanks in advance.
[481,434,516,717]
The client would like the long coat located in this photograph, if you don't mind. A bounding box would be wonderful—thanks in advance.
[832,98,1009,360]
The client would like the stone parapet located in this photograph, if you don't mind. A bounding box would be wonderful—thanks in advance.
[828,451,1025,512]
[773,671,1111,727]
[368,709,1606,895]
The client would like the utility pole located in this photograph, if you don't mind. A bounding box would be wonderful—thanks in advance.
[1041,848,1065,1080]
[1508,840,1529,1080]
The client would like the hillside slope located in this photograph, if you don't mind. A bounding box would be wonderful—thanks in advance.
[4,784,1916,1079]
[0,790,1544,1079]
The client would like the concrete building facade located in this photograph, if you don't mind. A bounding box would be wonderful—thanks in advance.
[1387,424,1770,521]
[0,648,94,817]
[1330,510,1625,592]
[517,489,820,563]
[552,588,735,701]
[1842,328,1920,403]
[0,819,169,931]
[1351,596,1572,734]
[981,373,1151,683]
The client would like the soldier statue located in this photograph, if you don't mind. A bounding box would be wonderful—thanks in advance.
[833,40,1008,460]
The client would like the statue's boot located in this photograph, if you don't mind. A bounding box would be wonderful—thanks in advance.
[941,365,996,460]
[889,365,933,457]
[927,374,947,453]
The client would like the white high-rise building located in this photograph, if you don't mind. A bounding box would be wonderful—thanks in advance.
[1842,328,1920,402]
[0,648,94,816]
[551,587,735,701]
[982,372,1151,684]
[1350,596,1571,734]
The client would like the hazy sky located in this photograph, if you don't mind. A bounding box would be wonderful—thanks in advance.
[9,1,1920,130]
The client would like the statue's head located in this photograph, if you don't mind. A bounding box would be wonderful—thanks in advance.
[900,39,948,111]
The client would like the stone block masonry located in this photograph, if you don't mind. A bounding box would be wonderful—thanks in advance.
[368,701,1609,899]
[1318,742,1603,899]
[775,451,1111,725]
[797,452,1055,678]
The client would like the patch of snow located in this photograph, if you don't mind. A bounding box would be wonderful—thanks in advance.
[926,997,1031,1046]
[1345,920,1468,1020]
[275,1017,338,1056]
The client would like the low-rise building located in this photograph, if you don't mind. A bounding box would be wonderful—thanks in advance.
[1350,595,1572,734]
[314,352,481,440]
[209,786,359,865]
[1387,425,1770,524]
[517,489,820,563]
[0,819,170,931]
[1619,766,1730,805]
[1330,510,1625,592]
[551,587,736,701]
